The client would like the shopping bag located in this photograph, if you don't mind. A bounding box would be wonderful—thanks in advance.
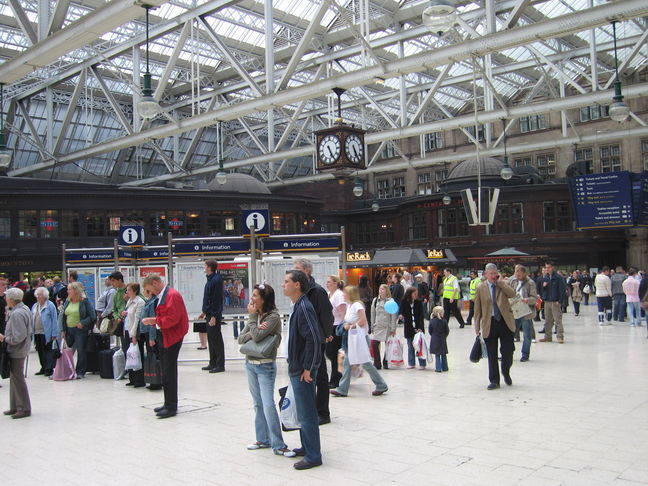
[144,351,162,386]
[412,332,429,361]
[112,347,126,380]
[469,336,488,363]
[347,326,372,365]
[125,343,142,371]
[278,384,300,432]
[351,365,364,380]
[53,341,76,381]
[385,336,404,368]
[337,349,345,373]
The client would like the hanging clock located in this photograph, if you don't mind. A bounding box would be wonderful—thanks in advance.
[345,133,364,164]
[314,126,366,171]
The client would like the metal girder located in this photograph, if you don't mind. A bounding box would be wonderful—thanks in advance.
[15,100,52,160]
[118,82,648,187]
[91,66,133,135]
[154,21,192,102]
[48,0,70,35]
[198,16,263,96]
[504,0,532,29]
[0,0,167,84]
[9,0,648,178]
[409,63,453,126]
[7,0,37,45]
[52,70,86,155]
[603,27,648,90]
[526,45,587,94]
[276,0,330,92]
[180,97,219,168]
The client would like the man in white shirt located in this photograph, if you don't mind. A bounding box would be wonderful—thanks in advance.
[594,266,613,325]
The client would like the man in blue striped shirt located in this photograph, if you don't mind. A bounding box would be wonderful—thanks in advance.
[282,269,322,470]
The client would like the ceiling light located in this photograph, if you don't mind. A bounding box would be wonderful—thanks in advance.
[609,21,629,123]
[353,176,364,197]
[136,6,161,119]
[371,201,380,212]
[422,0,457,36]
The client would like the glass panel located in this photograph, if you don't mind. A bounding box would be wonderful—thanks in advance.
[18,210,38,238]
[0,210,10,238]
[86,211,106,237]
[40,210,59,238]
[61,210,80,237]
[186,211,201,236]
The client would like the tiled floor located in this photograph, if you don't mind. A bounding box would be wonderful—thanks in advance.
[1,304,647,486]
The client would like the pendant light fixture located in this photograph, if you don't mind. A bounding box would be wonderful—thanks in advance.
[137,5,161,119]
[608,20,630,123]
[422,0,457,36]
[215,121,227,185]
[500,119,513,180]
[0,83,11,170]
[353,176,364,197]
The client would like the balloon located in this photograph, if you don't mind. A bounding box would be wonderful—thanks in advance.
[384,300,399,315]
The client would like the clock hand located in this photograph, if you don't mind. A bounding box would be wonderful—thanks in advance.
[327,146,334,158]
[352,147,358,158]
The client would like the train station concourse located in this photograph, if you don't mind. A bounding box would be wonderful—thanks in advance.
[0,1,647,485]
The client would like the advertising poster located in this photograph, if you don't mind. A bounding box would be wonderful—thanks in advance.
[218,262,249,314]
[139,266,167,282]
[75,268,97,306]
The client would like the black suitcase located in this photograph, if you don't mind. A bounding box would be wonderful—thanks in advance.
[86,334,110,374]
[99,347,119,379]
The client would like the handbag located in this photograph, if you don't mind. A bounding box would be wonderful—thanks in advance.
[240,334,280,359]
[469,336,483,363]
[53,341,76,381]
[641,288,648,312]
[144,350,163,386]
[582,284,591,294]
[0,342,11,379]
[99,317,111,334]
[125,343,142,371]
[51,339,62,361]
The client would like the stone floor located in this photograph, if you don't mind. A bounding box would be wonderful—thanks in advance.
[1,303,647,486]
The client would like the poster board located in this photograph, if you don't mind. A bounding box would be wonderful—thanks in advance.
[174,262,205,317]
[263,257,340,314]
[75,268,98,306]
[219,261,249,315]
[138,266,167,284]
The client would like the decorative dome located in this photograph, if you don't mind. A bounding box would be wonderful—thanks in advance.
[446,157,505,181]
[207,173,271,194]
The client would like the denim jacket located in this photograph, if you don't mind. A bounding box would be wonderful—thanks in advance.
[138,297,158,341]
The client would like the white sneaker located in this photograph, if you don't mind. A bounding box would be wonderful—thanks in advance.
[247,442,270,450]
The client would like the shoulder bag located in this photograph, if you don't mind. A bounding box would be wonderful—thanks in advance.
[641,288,648,312]
[0,342,11,379]
[239,315,280,359]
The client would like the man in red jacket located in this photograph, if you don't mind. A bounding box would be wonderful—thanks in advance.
[142,274,188,419]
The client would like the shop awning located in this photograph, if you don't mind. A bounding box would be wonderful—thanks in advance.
[486,247,530,257]
[347,248,458,267]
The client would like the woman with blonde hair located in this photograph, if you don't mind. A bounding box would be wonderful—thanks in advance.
[428,306,449,372]
[330,285,388,397]
[59,281,95,379]
[370,284,397,369]
[325,274,346,388]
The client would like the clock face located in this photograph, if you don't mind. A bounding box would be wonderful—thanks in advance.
[318,134,341,165]
[345,134,364,164]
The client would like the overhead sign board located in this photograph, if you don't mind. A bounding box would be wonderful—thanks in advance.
[346,251,374,262]
[569,171,635,229]
[631,172,648,227]
[242,209,270,237]
[119,225,145,246]
[175,241,250,256]
[66,250,135,264]
[264,237,340,253]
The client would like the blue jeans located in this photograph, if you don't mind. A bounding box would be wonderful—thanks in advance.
[626,302,641,326]
[290,371,322,464]
[336,354,388,395]
[613,294,626,321]
[515,317,533,359]
[406,338,427,367]
[245,361,286,452]
[434,354,448,371]
[65,326,88,376]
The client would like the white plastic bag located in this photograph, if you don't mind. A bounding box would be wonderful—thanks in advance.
[385,336,404,368]
[412,332,430,362]
[347,326,372,365]
[480,335,488,359]
[125,343,142,371]
[279,383,300,431]
[112,347,126,380]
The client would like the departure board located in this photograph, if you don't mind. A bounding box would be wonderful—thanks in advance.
[569,171,634,229]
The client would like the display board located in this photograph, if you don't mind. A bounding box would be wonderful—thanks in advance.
[75,268,98,306]
[174,262,205,317]
[138,266,167,284]
[263,257,340,314]
[219,262,249,314]
[631,172,648,227]
[569,171,636,229]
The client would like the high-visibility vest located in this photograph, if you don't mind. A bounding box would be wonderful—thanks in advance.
[469,278,481,300]
[442,275,459,299]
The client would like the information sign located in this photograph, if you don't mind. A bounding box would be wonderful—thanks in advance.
[569,171,634,229]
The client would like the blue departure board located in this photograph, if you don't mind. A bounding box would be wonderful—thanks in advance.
[569,171,634,229]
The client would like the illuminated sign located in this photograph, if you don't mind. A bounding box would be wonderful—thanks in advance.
[426,249,446,259]
[346,251,373,262]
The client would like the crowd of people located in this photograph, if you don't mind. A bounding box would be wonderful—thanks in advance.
[0,259,646,472]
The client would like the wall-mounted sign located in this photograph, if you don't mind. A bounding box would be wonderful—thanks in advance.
[66,250,134,264]
[119,225,145,246]
[175,241,250,256]
[263,237,340,253]
[346,251,373,262]
[426,249,446,259]
[242,209,270,237]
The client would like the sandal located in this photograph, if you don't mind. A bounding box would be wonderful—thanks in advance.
[247,442,270,450]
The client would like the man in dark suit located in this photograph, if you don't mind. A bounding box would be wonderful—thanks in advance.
[389,273,404,306]
[142,274,189,419]
[473,263,517,390]
[199,259,224,373]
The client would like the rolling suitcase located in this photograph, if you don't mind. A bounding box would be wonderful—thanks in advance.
[86,333,110,374]
[99,347,119,379]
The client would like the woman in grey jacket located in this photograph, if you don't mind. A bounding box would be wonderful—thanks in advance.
[370,284,398,369]
[239,284,295,458]
[0,287,33,419]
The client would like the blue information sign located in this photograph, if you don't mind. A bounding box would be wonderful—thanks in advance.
[263,237,340,253]
[569,171,634,229]
[66,249,134,264]
[631,172,648,227]
[175,241,250,256]
[137,249,170,261]
[242,209,270,237]
[119,225,145,246]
